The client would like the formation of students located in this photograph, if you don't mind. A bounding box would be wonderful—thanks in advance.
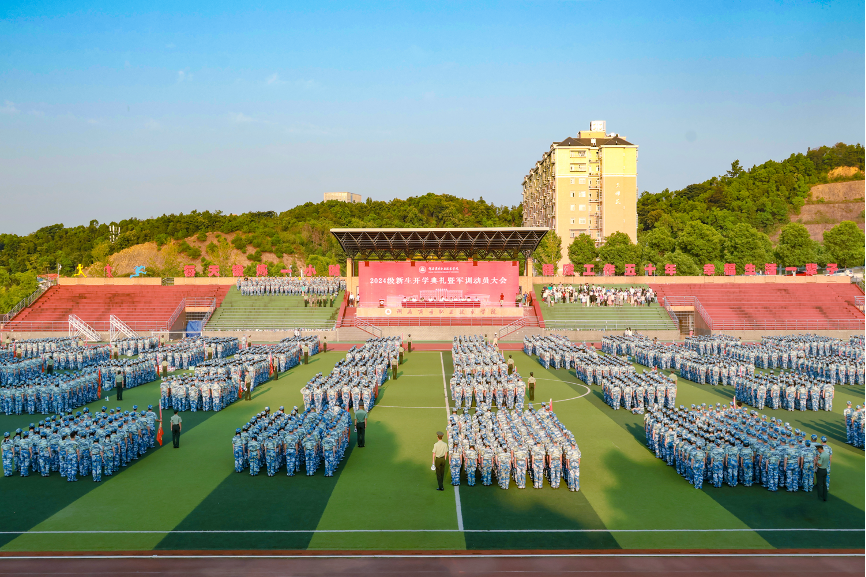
[99,358,158,391]
[602,370,677,412]
[1,405,160,481]
[603,335,697,371]
[683,335,741,356]
[540,284,656,307]
[645,403,833,493]
[525,334,597,370]
[445,403,581,491]
[233,405,352,477]
[160,374,240,412]
[232,339,388,477]
[452,335,526,410]
[140,337,240,371]
[1,370,100,415]
[236,276,345,296]
[300,338,397,413]
[735,372,835,412]
[763,334,864,361]
[1,337,79,359]
[843,401,865,449]
[112,336,160,357]
[678,356,755,385]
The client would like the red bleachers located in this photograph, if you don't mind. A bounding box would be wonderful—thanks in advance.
[651,282,864,330]
[5,285,231,331]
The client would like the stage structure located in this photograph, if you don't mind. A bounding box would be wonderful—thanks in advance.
[331,228,548,328]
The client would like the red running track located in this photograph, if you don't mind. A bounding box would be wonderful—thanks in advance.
[0,550,861,577]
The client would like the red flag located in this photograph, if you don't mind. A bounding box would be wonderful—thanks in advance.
[157,406,164,446]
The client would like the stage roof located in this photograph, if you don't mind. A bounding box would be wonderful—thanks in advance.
[330,227,549,261]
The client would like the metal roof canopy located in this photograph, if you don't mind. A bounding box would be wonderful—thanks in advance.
[331,227,549,261]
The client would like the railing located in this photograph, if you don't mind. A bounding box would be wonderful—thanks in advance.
[205,321,337,331]
[165,299,186,331]
[662,295,714,329]
[352,316,523,328]
[68,314,101,342]
[856,296,865,312]
[709,318,864,331]
[853,276,865,294]
[543,319,678,331]
[661,298,679,325]
[109,314,138,342]
[498,317,526,339]
[354,317,383,338]
[0,277,57,325]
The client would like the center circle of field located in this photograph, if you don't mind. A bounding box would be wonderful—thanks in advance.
[534,377,592,402]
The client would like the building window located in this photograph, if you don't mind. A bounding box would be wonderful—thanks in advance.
[570,192,575,198]
[570,232,575,238]
[570,178,575,184]
[579,191,587,198]
[578,177,586,184]
[570,204,575,211]
[579,204,586,211]
[578,218,586,225]
[570,219,575,224]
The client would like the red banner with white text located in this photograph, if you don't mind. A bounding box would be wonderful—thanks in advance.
[359,261,520,308]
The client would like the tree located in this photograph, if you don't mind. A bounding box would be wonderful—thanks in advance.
[568,234,598,271]
[723,223,773,272]
[533,231,563,274]
[0,269,39,314]
[159,242,182,277]
[90,242,112,277]
[823,221,865,268]
[597,232,641,275]
[676,221,723,263]
[639,228,675,265]
[774,222,816,267]
[206,236,235,276]
[661,250,701,276]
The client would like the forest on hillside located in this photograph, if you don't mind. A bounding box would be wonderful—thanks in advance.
[1,143,864,313]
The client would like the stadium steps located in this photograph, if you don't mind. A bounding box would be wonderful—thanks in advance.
[534,284,676,331]
[5,285,229,330]
[650,283,864,327]
[206,288,342,330]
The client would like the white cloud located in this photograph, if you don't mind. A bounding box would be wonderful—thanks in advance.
[28,110,45,117]
[0,100,19,114]
[265,73,284,85]
[177,70,187,82]
[295,79,317,89]
[86,118,101,125]
[145,119,163,131]
[231,112,255,123]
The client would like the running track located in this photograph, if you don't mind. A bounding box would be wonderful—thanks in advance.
[0,550,861,576]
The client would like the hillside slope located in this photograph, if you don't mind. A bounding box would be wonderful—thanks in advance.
[772,179,865,242]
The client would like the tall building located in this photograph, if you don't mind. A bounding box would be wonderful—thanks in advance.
[324,192,363,203]
[522,120,638,266]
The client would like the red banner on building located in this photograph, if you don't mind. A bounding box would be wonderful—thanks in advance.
[359,261,520,308]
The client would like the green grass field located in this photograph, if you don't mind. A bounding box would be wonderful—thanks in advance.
[0,350,862,552]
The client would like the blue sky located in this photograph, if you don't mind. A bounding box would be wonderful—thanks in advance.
[1,0,863,234]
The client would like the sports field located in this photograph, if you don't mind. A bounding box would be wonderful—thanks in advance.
[0,349,863,553]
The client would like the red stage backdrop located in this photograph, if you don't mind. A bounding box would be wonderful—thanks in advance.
[359,261,520,308]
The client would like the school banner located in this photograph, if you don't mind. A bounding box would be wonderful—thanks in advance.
[359,261,520,308]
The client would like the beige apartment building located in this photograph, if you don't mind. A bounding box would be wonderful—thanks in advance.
[324,192,363,203]
[522,120,638,266]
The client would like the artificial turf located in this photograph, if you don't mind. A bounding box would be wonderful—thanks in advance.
[0,350,862,552]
